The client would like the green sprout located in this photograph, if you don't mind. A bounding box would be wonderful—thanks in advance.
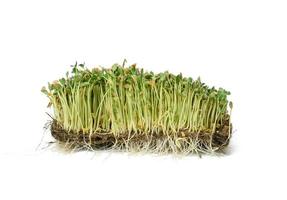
[42,62,233,154]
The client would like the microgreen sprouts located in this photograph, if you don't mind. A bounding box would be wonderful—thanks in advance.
[42,62,232,154]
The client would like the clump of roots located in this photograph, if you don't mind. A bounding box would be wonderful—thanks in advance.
[50,118,231,155]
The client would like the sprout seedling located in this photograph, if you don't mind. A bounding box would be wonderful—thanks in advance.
[42,62,233,154]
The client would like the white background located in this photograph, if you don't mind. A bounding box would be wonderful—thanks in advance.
[0,0,286,199]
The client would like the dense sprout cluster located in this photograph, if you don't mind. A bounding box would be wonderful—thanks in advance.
[42,62,232,153]
[42,63,231,136]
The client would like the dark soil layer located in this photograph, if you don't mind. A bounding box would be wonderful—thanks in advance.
[51,118,232,152]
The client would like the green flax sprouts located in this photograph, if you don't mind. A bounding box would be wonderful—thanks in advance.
[42,62,232,154]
